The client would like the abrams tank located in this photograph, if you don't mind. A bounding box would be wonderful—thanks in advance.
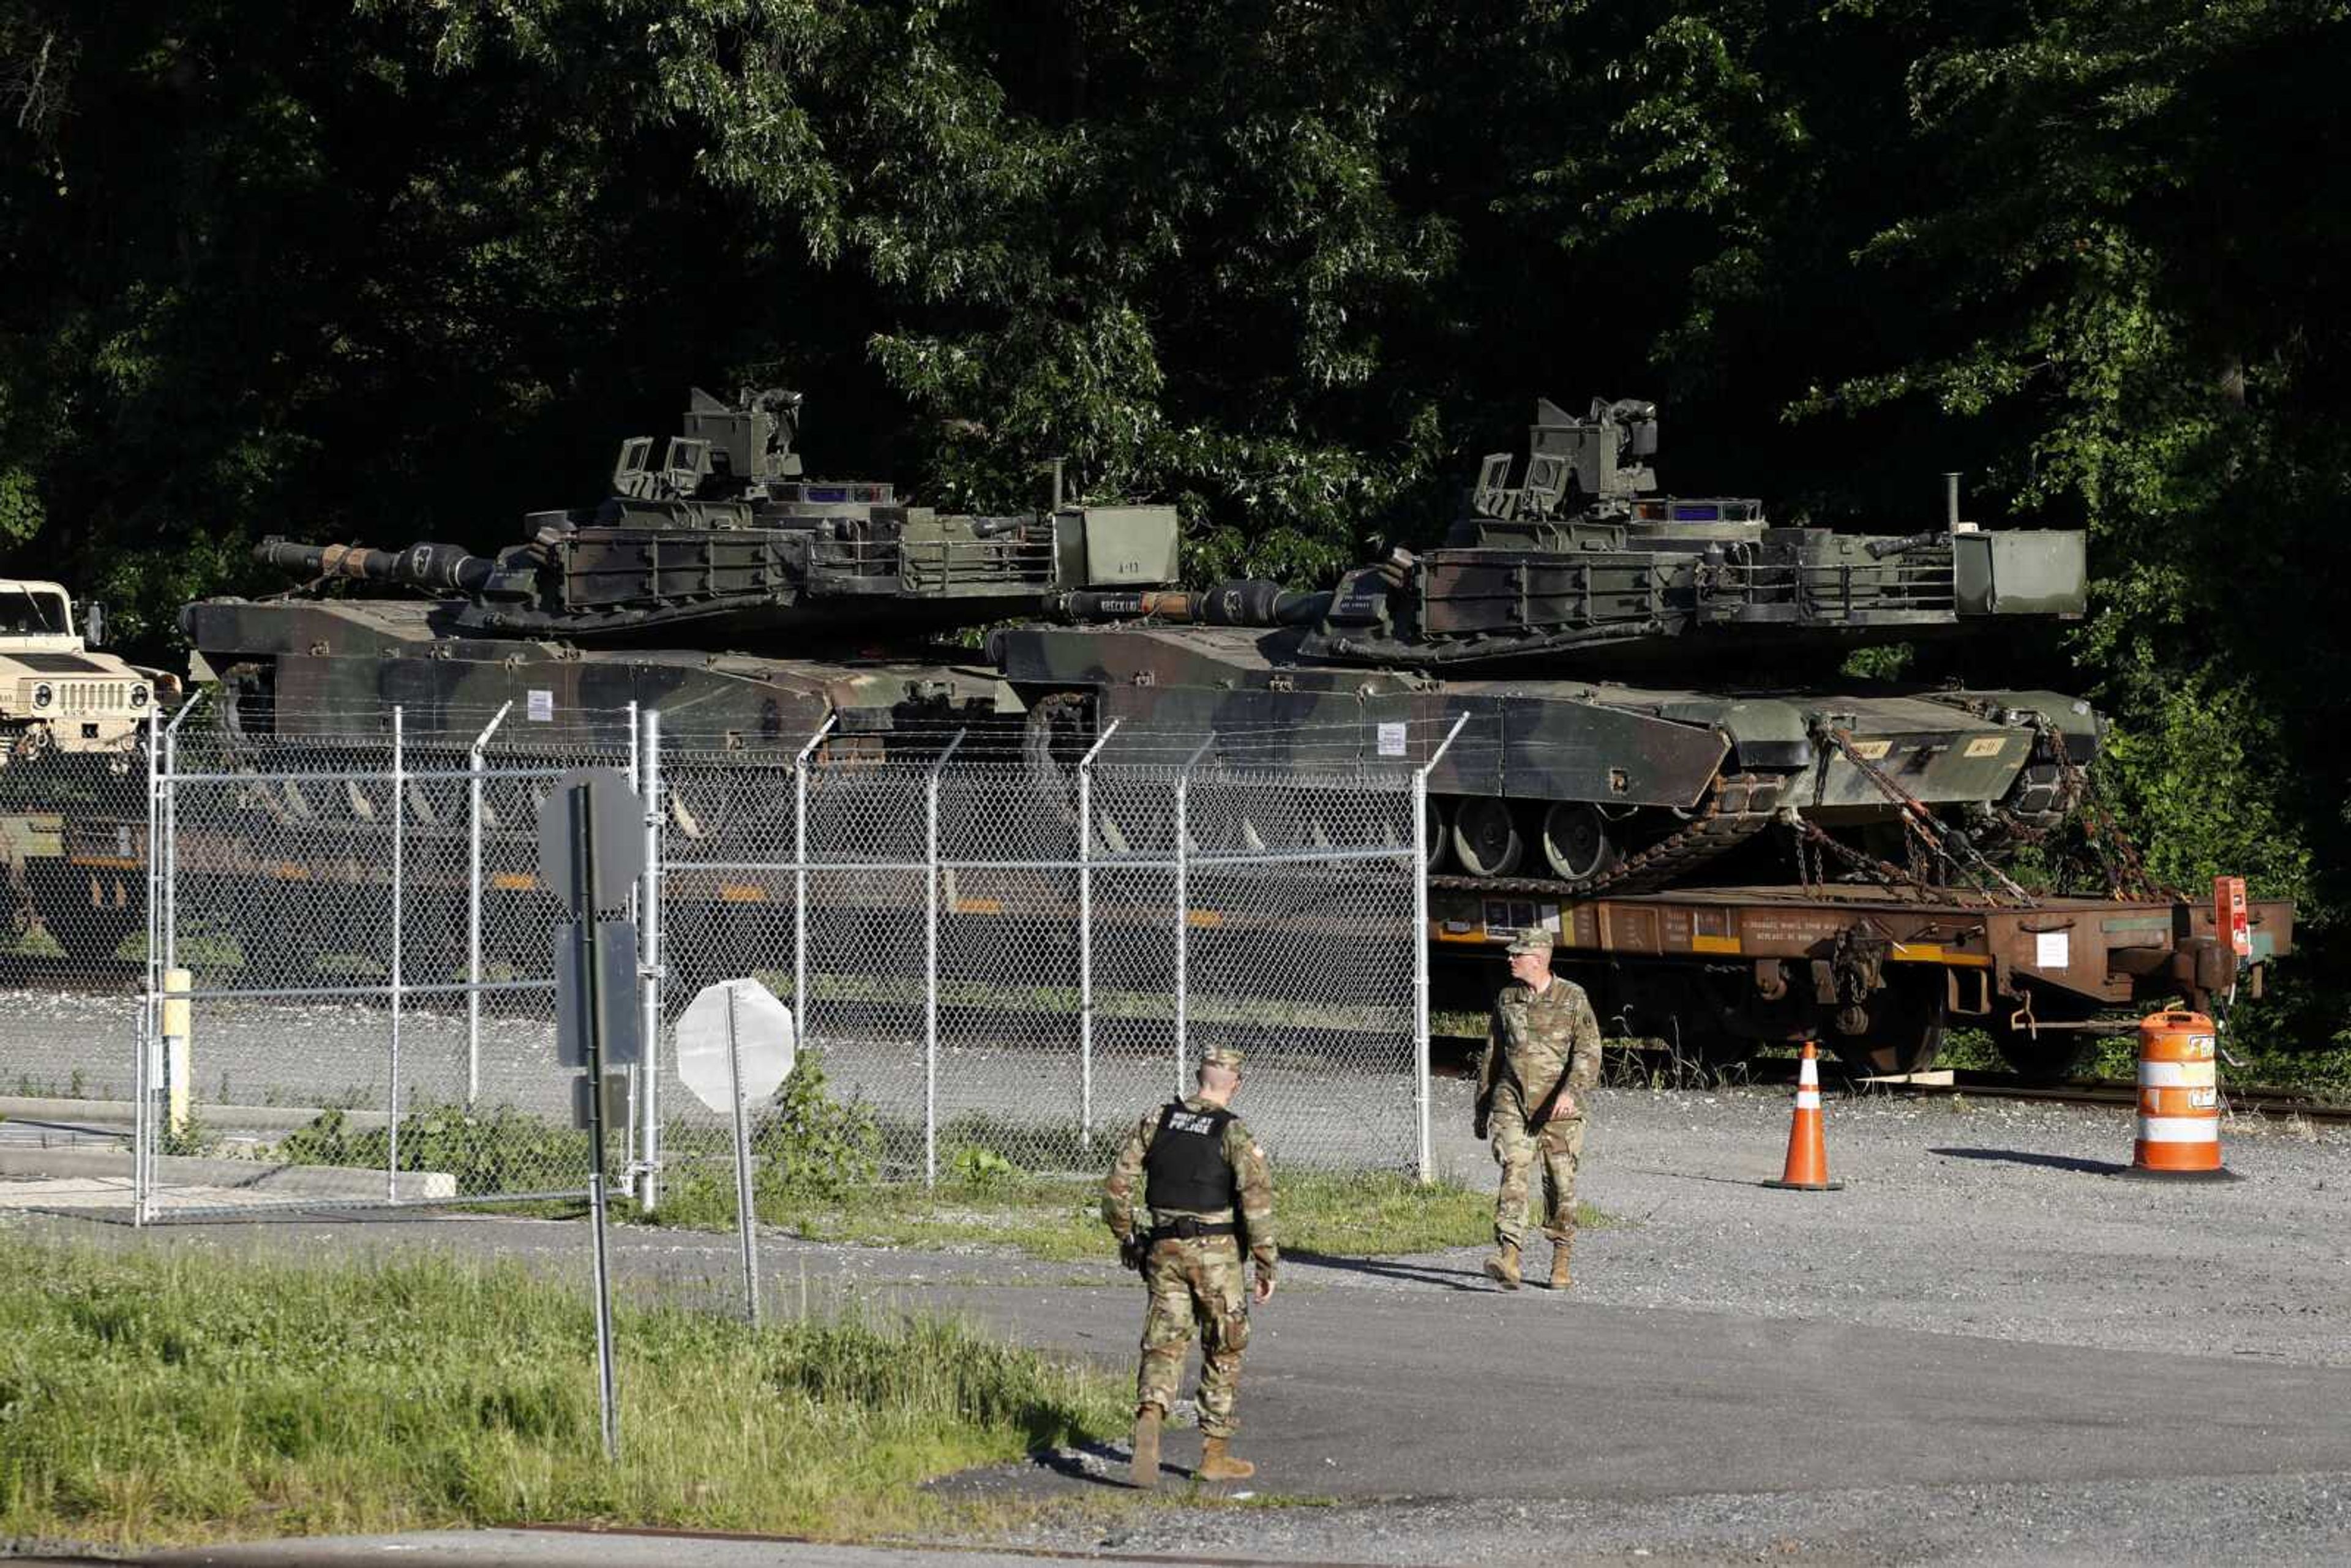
[1002,396,2097,899]
[187,386,1183,749]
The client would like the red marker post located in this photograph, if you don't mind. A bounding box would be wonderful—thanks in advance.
[2214,876,2251,962]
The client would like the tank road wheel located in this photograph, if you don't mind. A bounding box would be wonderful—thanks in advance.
[1450,797,1524,878]
[1540,801,1618,883]
[1425,797,1453,869]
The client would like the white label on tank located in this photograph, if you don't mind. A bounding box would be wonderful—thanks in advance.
[1377,721,1408,757]
[527,689,554,722]
[2034,930,2071,969]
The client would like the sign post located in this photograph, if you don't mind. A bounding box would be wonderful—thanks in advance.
[678,978,796,1325]
[541,765,643,1461]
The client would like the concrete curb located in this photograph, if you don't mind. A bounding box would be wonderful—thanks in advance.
[0,1145,455,1201]
[0,1095,388,1131]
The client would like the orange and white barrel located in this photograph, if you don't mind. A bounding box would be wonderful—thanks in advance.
[2130,1010,2226,1177]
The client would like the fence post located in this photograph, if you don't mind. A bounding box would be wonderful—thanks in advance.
[1076,719,1121,1151]
[465,702,512,1108]
[621,700,640,1199]
[636,707,664,1212]
[1174,734,1214,1094]
[924,730,966,1188]
[136,700,162,1226]
[1415,714,1471,1184]
[388,705,405,1201]
[791,716,835,1051]
[146,691,204,1224]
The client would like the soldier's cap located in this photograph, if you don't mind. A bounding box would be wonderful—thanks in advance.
[1199,1046,1244,1073]
[1505,931,1554,958]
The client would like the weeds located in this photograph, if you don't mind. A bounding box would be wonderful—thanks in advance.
[0,1235,1124,1546]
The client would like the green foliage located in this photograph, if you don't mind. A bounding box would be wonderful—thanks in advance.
[0,1234,1122,1544]
[274,1103,587,1196]
[156,1111,217,1160]
[945,1144,1020,1191]
[748,1049,884,1201]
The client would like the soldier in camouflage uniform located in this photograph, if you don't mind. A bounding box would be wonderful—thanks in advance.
[1474,931,1603,1291]
[1101,1045,1277,1489]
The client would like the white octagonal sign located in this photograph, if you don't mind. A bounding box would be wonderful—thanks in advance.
[676,978,797,1115]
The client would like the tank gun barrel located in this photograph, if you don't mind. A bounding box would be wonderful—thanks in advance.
[1057,580,1330,629]
[1865,530,1946,560]
[257,538,497,594]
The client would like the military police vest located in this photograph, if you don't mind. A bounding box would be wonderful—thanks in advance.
[1143,1101,1237,1212]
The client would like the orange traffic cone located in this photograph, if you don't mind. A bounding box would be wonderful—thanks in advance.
[1763,1041,1843,1191]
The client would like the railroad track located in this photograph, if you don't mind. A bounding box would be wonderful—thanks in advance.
[1428,1038,2351,1124]
[1821,1066,2351,1125]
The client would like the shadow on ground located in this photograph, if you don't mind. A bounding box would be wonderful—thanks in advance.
[1929,1147,2128,1177]
[1284,1248,1499,1292]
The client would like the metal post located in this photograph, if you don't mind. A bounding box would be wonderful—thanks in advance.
[388,707,405,1200]
[1076,719,1121,1150]
[636,707,663,1212]
[136,702,162,1226]
[791,716,835,1046]
[466,702,512,1107]
[724,982,760,1326]
[1414,714,1471,1184]
[149,691,203,1223]
[923,730,966,1188]
[574,782,621,1460]
[622,701,640,1196]
[159,694,201,1024]
[1173,734,1215,1093]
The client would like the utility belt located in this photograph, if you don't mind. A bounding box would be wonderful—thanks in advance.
[1148,1217,1240,1244]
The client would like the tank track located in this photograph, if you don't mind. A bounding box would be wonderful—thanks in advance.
[1431,771,1785,901]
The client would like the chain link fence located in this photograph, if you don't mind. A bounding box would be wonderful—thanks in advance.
[1,701,1434,1223]
[654,740,1423,1195]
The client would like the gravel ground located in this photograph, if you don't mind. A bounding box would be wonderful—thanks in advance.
[1513,1079,2351,1368]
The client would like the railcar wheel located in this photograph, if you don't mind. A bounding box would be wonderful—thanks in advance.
[1450,797,1524,878]
[1827,973,1946,1077]
[1985,995,2107,1081]
[1540,801,1618,883]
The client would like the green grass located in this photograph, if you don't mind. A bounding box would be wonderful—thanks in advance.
[645,1168,1508,1261]
[0,1234,1124,1547]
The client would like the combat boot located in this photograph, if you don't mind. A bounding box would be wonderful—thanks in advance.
[1131,1405,1161,1490]
[1482,1240,1522,1290]
[1548,1234,1573,1291]
[1198,1435,1256,1482]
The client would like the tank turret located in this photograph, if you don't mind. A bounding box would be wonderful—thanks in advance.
[1000,393,2101,903]
[1050,397,2087,673]
[234,386,1180,647]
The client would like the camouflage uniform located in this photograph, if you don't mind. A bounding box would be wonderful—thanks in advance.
[1477,968,1603,1250]
[1100,1076,1277,1439]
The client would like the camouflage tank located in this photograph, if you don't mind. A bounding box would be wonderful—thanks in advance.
[188,386,1183,749]
[1000,396,2096,898]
